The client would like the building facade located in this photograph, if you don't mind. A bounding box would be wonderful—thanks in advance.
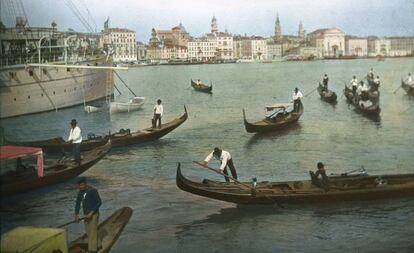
[251,37,267,60]
[103,28,136,62]
[266,43,282,60]
[187,37,217,61]
[308,28,345,58]
[345,36,368,57]
[388,37,414,56]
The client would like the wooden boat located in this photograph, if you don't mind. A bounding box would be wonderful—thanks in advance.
[343,85,381,116]
[69,207,133,253]
[109,106,188,147]
[243,102,303,133]
[5,135,110,154]
[110,96,145,113]
[401,79,414,96]
[317,83,337,103]
[176,164,414,205]
[0,140,111,196]
[85,105,102,113]
[190,79,212,93]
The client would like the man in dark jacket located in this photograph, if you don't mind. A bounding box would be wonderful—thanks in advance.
[75,177,102,253]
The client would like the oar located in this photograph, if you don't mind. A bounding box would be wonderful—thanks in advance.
[57,217,85,228]
[400,105,413,114]
[192,161,283,207]
[393,86,402,94]
[304,87,317,98]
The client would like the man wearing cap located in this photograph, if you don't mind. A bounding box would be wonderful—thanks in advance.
[75,177,102,253]
[322,74,329,91]
[68,119,82,165]
[310,162,329,189]
[202,148,238,182]
[153,99,163,128]
[292,88,303,113]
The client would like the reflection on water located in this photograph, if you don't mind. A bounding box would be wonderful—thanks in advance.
[1,58,413,252]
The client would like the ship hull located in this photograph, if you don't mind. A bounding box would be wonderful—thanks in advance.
[0,62,113,118]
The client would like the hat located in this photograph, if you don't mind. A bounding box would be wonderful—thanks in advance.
[70,119,77,125]
[317,162,324,169]
[157,99,162,103]
[213,147,221,156]
[294,87,299,91]
[77,177,86,184]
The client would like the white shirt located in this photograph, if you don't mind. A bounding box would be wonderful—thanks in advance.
[204,150,232,171]
[407,76,412,82]
[68,126,82,143]
[351,78,358,87]
[292,91,303,101]
[154,104,163,116]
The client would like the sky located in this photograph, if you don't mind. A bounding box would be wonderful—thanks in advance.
[1,0,414,42]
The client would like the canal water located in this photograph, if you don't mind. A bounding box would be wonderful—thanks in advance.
[1,58,414,252]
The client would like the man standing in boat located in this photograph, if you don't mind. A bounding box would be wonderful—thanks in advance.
[202,147,238,182]
[153,99,163,128]
[68,119,82,165]
[322,74,329,91]
[292,88,303,113]
[75,177,102,253]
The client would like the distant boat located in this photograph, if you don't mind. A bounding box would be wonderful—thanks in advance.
[190,79,213,93]
[243,102,304,133]
[317,83,337,104]
[110,96,145,113]
[343,85,381,116]
[84,105,102,113]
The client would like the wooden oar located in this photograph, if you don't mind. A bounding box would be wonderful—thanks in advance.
[304,87,317,98]
[393,86,402,94]
[192,161,283,207]
[57,217,85,228]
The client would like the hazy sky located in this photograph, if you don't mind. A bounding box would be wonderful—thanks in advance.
[2,0,414,42]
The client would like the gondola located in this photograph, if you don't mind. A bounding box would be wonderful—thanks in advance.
[190,79,213,93]
[0,140,111,196]
[109,106,188,147]
[401,79,414,96]
[343,85,381,116]
[176,164,414,205]
[5,135,110,154]
[243,102,303,133]
[317,83,337,103]
[5,106,188,151]
[69,207,133,253]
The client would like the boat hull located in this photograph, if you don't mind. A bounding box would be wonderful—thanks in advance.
[190,79,212,93]
[317,85,337,103]
[0,60,113,119]
[0,140,111,196]
[176,164,414,205]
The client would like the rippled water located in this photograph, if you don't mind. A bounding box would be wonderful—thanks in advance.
[1,58,414,252]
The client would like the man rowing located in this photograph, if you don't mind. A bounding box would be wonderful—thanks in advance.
[292,87,303,113]
[201,147,238,182]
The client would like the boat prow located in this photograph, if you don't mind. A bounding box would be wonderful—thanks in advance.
[69,206,133,253]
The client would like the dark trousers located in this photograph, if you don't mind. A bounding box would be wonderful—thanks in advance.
[153,114,162,128]
[223,159,238,182]
[293,99,301,112]
[73,143,81,164]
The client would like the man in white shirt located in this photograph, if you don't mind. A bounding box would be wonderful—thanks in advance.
[153,99,163,128]
[68,119,82,164]
[202,147,238,182]
[356,81,365,95]
[406,73,412,83]
[292,87,303,113]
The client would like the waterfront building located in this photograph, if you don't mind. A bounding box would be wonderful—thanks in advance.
[251,37,267,60]
[388,37,414,56]
[156,23,190,48]
[215,32,233,60]
[367,37,390,57]
[266,42,282,61]
[345,36,368,57]
[233,36,252,60]
[159,46,188,61]
[307,28,345,58]
[136,42,147,61]
[187,37,217,61]
[102,27,136,62]
[211,16,218,34]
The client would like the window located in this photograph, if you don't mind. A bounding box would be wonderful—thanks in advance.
[43,69,47,75]
[29,70,34,76]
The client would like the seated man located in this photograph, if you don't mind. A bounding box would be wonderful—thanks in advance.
[309,162,329,189]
